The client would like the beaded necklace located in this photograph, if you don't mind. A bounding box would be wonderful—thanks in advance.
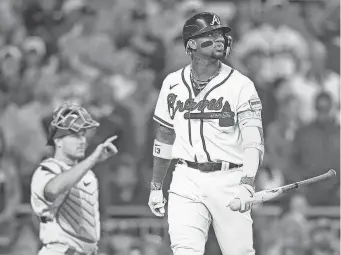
[190,62,221,91]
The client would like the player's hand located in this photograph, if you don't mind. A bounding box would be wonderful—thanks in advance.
[231,184,255,213]
[90,136,118,163]
[148,190,167,217]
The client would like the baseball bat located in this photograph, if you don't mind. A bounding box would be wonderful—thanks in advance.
[229,169,337,211]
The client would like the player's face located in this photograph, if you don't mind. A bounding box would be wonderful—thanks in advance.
[193,29,226,60]
[59,130,88,160]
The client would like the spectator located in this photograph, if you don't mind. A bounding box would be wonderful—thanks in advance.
[108,48,139,102]
[0,45,24,105]
[308,42,340,121]
[265,193,310,255]
[22,0,48,35]
[129,10,166,75]
[85,80,137,214]
[147,0,183,46]
[276,42,340,124]
[106,227,140,255]
[122,68,158,157]
[163,34,189,80]
[241,48,279,131]
[265,94,302,181]
[233,0,309,83]
[22,0,63,56]
[161,1,203,76]
[108,154,149,206]
[307,218,339,255]
[87,77,137,156]
[315,0,340,75]
[141,235,165,255]
[21,36,47,94]
[290,91,340,206]
[0,129,22,254]
[0,0,20,37]
[59,1,116,78]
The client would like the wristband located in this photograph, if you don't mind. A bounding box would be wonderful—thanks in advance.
[153,140,172,159]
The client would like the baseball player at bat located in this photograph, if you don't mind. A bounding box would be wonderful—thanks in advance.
[30,103,118,255]
[148,12,264,255]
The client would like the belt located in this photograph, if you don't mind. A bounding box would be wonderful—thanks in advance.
[178,159,242,172]
[65,248,96,255]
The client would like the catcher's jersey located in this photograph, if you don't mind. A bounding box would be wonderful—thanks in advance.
[153,63,262,164]
[30,158,100,254]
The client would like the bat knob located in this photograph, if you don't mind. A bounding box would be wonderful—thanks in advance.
[329,169,337,177]
[229,199,241,211]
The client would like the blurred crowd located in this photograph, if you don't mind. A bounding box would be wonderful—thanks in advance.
[0,0,339,254]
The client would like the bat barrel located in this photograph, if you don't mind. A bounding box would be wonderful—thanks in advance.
[297,169,336,187]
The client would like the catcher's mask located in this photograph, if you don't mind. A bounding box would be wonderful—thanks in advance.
[182,12,233,58]
[47,103,99,146]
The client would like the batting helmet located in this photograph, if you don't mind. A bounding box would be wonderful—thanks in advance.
[182,12,232,57]
[47,102,99,146]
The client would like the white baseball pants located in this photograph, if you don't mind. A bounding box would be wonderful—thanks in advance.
[167,163,255,255]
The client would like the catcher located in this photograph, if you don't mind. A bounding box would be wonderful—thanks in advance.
[31,102,118,255]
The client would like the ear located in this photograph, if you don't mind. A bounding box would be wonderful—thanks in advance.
[188,39,197,50]
[54,138,62,148]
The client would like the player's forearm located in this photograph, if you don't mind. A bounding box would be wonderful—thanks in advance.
[239,114,264,186]
[151,123,175,189]
[242,148,261,178]
[151,157,172,189]
[44,155,97,202]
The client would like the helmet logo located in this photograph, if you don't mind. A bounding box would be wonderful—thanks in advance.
[210,15,220,26]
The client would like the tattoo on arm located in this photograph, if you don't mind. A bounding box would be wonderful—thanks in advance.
[156,124,176,145]
[240,176,255,187]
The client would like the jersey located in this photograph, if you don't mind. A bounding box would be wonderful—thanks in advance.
[153,63,262,164]
[30,158,100,254]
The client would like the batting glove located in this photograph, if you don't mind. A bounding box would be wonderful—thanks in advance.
[234,184,255,213]
[148,190,167,217]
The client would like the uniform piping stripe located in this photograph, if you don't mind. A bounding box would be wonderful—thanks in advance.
[153,115,174,129]
[40,166,57,175]
[201,68,234,161]
[181,68,197,162]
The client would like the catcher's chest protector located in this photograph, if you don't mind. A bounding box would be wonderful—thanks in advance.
[40,158,100,243]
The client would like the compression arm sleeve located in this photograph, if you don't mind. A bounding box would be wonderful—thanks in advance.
[238,110,264,181]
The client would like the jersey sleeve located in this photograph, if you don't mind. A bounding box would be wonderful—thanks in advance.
[153,75,174,129]
[30,167,57,216]
[236,79,262,113]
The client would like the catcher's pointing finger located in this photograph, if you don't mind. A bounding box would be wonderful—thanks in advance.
[104,135,117,144]
[103,135,118,154]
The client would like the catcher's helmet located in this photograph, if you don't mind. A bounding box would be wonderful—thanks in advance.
[47,102,99,146]
[182,12,232,57]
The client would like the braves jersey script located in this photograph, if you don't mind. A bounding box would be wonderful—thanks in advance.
[30,158,100,254]
[153,63,262,164]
